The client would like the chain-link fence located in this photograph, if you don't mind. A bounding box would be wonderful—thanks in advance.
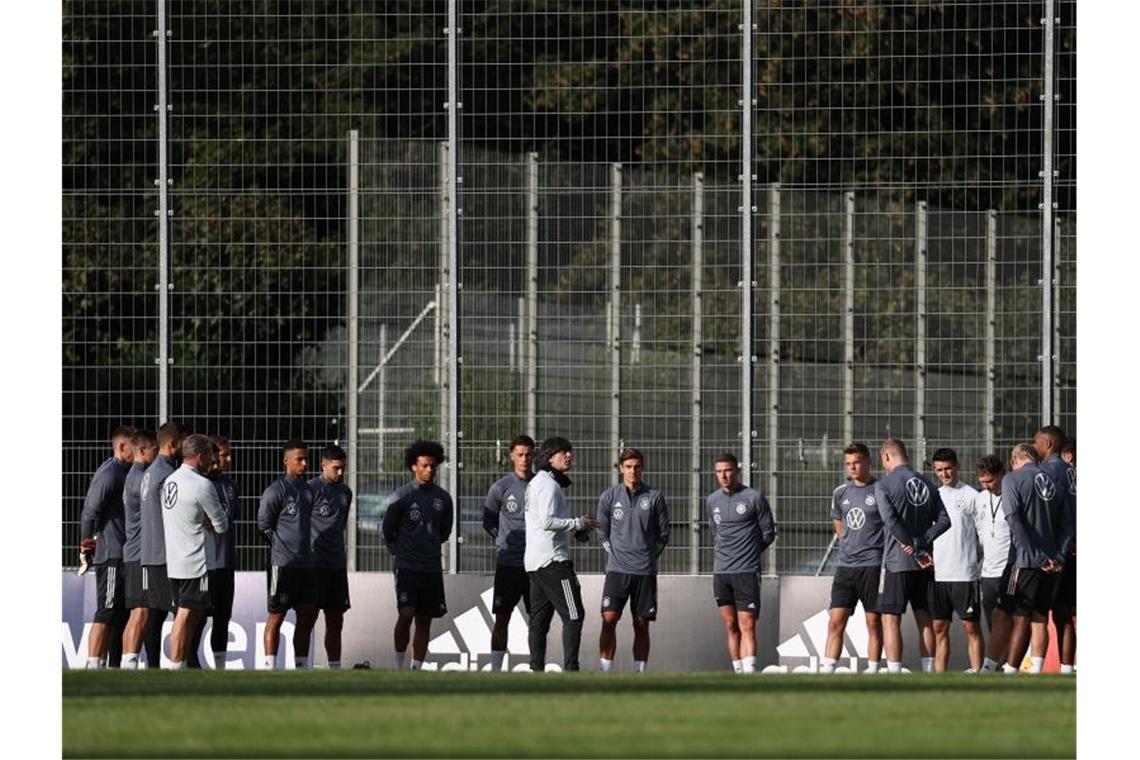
[63,1,1076,575]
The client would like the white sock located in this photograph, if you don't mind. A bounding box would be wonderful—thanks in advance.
[295,656,310,670]
[490,651,506,671]
[964,668,978,674]
[328,661,341,670]
[981,657,998,672]
[863,661,880,674]
[1002,663,1019,674]
[213,652,227,669]
[921,657,934,672]
[1059,664,1074,674]
[262,655,277,670]
[394,651,406,670]
[599,658,614,672]
[86,657,103,669]
[887,661,902,673]
[819,657,836,674]
[411,659,423,670]
[741,656,756,673]
[1028,657,1044,674]
[731,659,743,673]
[163,660,186,670]
[633,660,646,673]
[120,653,139,669]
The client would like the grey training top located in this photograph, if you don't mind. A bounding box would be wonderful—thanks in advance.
[483,473,530,567]
[309,475,353,569]
[257,476,314,568]
[1001,463,1066,569]
[122,461,148,563]
[706,484,777,574]
[874,465,951,573]
[596,481,671,575]
[1038,453,1076,555]
[382,481,454,573]
[212,473,240,570]
[140,454,179,566]
[80,456,132,564]
[830,479,884,568]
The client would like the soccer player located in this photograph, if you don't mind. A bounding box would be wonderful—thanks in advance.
[79,425,135,668]
[1034,425,1077,674]
[706,452,777,674]
[258,440,319,669]
[821,443,884,674]
[524,436,598,672]
[874,438,950,674]
[595,447,670,673]
[482,435,535,671]
[1060,437,1075,468]
[930,448,984,672]
[161,434,229,669]
[382,440,454,670]
[976,455,1015,672]
[1000,442,1066,674]
[309,445,354,670]
[204,435,239,669]
[119,429,157,668]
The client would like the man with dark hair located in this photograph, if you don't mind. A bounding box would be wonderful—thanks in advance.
[1060,437,1075,468]
[875,438,950,673]
[198,435,239,669]
[309,444,354,669]
[161,434,229,669]
[930,447,984,672]
[79,425,135,668]
[821,442,884,674]
[482,435,535,671]
[258,440,318,669]
[524,436,598,672]
[976,455,1014,672]
[1034,424,1077,674]
[596,447,670,673]
[136,420,188,666]
[119,429,157,668]
[382,440,454,670]
[706,451,777,674]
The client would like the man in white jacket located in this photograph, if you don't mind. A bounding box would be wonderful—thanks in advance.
[524,436,598,672]
[161,434,229,669]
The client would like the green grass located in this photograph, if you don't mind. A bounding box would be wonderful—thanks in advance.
[63,671,1074,758]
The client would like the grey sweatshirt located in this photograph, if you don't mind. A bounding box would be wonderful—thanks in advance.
[382,481,453,573]
[257,476,314,568]
[211,473,240,570]
[162,464,229,579]
[874,465,950,573]
[140,454,179,566]
[483,472,530,567]
[595,481,670,575]
[309,475,353,569]
[1038,454,1076,555]
[122,461,147,563]
[706,484,777,574]
[830,480,884,568]
[1001,463,1066,569]
[80,456,132,564]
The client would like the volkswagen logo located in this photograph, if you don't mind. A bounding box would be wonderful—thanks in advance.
[846,507,866,530]
[905,477,930,506]
[1066,469,1076,496]
[162,481,178,510]
[1034,473,1056,501]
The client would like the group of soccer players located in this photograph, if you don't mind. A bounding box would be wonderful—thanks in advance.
[823,428,1076,674]
[79,421,1074,674]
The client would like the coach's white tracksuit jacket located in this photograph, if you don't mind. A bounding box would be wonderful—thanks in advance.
[523,469,584,572]
[162,464,229,580]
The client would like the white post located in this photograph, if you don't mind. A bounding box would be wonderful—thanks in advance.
[1053,215,1062,419]
[444,0,461,573]
[739,3,755,484]
[632,303,642,365]
[437,142,448,393]
[346,129,360,571]
[915,201,928,466]
[843,191,855,447]
[985,210,997,454]
[766,183,780,577]
[508,320,517,373]
[526,153,539,436]
[155,0,170,424]
[690,172,704,574]
[378,324,388,474]
[1041,3,1056,425]
[609,162,622,460]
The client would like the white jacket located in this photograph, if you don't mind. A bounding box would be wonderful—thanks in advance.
[974,489,1011,578]
[523,470,583,572]
[161,464,228,579]
[933,481,981,582]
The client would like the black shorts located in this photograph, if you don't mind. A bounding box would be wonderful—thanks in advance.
[143,564,175,612]
[94,560,126,623]
[315,567,352,612]
[877,569,934,615]
[980,575,1014,629]
[830,565,880,612]
[713,572,762,613]
[1052,555,1076,614]
[267,565,317,614]
[209,568,236,620]
[394,568,447,618]
[492,564,530,615]
[124,560,148,610]
[932,580,981,622]
[171,574,212,610]
[601,571,658,620]
[1006,566,1056,618]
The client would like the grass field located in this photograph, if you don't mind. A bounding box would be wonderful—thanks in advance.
[63,671,1075,758]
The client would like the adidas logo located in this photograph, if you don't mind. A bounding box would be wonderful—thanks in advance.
[761,602,905,674]
[422,588,559,672]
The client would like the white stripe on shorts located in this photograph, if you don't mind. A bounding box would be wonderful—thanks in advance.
[142,566,149,591]
[271,565,279,596]
[562,578,578,621]
[106,566,116,607]
[200,574,208,592]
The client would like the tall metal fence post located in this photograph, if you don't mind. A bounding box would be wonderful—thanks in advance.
[843,191,855,447]
[526,152,539,437]
[740,3,756,485]
[155,0,171,424]
[437,142,448,395]
[766,183,780,577]
[378,324,388,477]
[915,201,928,466]
[444,1,461,572]
[1041,3,1056,425]
[690,171,704,574]
[985,210,997,454]
[346,129,360,571]
[1053,215,1062,419]
[609,162,622,460]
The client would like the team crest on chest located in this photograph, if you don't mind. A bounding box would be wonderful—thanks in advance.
[864,494,876,507]
[433,498,443,512]
[735,503,747,515]
[638,496,650,511]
